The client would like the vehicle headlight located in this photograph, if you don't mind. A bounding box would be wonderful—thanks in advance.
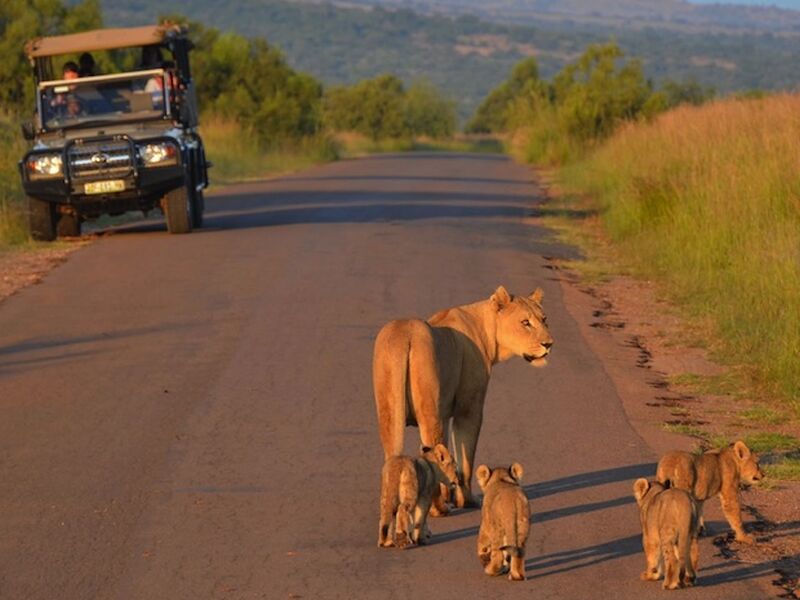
[139,142,178,167]
[27,154,63,177]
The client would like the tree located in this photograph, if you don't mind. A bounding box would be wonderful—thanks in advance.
[0,0,102,113]
[466,57,543,133]
[404,79,455,138]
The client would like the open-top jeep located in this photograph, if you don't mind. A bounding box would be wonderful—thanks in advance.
[19,24,209,239]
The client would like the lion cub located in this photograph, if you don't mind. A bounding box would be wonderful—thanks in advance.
[378,444,458,548]
[656,440,764,544]
[476,463,530,581]
[633,479,699,590]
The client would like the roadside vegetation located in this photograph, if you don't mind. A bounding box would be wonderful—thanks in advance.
[561,95,800,410]
[472,46,799,422]
[0,2,462,249]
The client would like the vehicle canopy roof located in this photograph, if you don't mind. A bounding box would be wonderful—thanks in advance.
[25,24,185,59]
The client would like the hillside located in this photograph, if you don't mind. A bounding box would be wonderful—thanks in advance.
[312,0,800,33]
[101,0,800,121]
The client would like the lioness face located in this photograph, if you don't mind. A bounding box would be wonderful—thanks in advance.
[493,287,553,367]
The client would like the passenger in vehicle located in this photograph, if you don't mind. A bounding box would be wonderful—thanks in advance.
[49,61,82,118]
[78,52,96,77]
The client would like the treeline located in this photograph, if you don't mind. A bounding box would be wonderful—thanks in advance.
[468,43,715,164]
[324,76,455,140]
[102,0,800,122]
[0,2,456,147]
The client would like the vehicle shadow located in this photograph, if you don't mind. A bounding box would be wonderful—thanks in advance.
[90,154,599,248]
[0,322,197,375]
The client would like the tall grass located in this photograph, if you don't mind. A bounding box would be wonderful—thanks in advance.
[0,113,31,250]
[561,94,800,407]
[201,116,338,185]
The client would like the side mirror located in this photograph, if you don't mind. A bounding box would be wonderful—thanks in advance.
[21,121,35,141]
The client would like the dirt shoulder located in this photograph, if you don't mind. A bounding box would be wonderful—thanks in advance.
[0,241,88,305]
[536,177,800,599]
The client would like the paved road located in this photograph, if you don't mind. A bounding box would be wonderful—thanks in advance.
[0,154,771,599]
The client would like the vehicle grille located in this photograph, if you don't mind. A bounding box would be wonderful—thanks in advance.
[68,140,134,179]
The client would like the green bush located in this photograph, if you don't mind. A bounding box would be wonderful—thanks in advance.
[324,75,456,140]
[473,43,717,165]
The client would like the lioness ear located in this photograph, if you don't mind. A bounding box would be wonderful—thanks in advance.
[491,285,512,311]
[633,478,650,502]
[420,444,432,455]
[529,288,544,304]
[476,465,491,490]
[734,440,751,461]
[509,462,524,483]
[433,443,452,465]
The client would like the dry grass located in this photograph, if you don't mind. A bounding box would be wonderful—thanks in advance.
[561,94,800,411]
[201,117,338,186]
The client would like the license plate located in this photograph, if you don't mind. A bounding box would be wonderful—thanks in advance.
[84,180,125,195]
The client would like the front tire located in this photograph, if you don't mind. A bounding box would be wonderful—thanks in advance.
[28,197,57,241]
[56,213,81,238]
[163,184,193,234]
[191,187,204,229]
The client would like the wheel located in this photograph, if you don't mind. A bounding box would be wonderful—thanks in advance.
[27,197,57,241]
[191,186,204,229]
[163,184,193,234]
[56,213,81,238]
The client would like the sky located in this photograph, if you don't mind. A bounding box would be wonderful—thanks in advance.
[689,0,800,9]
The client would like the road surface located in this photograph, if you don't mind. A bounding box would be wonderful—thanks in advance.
[0,153,772,598]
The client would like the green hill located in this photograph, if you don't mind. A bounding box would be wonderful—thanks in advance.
[101,0,800,121]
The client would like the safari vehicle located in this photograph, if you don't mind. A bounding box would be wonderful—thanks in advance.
[19,24,209,239]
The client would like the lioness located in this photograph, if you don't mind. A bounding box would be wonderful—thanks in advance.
[373,285,552,507]
[476,463,530,581]
[656,440,764,544]
[633,479,699,590]
[378,443,459,549]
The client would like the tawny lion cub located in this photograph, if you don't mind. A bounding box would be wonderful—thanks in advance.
[476,463,530,581]
[378,444,458,549]
[633,479,699,590]
[656,440,765,544]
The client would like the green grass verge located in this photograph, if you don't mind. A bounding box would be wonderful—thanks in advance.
[743,432,800,454]
[554,95,800,413]
[765,455,800,481]
[0,113,31,251]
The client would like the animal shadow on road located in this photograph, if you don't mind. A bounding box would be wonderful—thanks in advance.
[525,533,642,579]
[431,463,655,546]
[524,463,658,500]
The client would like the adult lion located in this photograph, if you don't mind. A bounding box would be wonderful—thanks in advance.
[373,285,553,508]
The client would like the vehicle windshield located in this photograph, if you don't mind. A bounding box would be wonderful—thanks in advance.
[39,69,168,131]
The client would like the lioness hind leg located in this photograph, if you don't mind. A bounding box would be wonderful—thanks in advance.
[452,409,483,508]
[378,520,394,548]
